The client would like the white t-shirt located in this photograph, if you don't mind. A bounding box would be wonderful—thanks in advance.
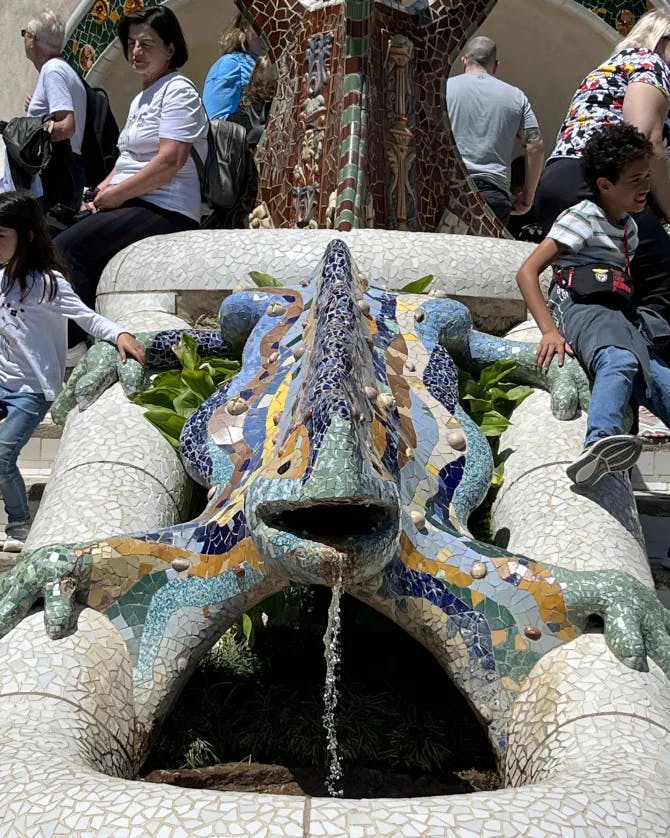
[112,72,208,221]
[27,58,87,155]
[0,270,123,402]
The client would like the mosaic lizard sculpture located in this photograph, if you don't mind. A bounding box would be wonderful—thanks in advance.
[0,240,668,764]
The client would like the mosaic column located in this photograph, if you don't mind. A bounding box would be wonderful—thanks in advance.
[242,0,505,235]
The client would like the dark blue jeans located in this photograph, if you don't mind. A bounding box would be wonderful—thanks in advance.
[0,386,50,524]
[587,346,670,446]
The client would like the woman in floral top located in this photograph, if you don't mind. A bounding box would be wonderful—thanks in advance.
[535,9,670,323]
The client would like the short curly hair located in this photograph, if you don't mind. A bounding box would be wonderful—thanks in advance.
[581,123,653,195]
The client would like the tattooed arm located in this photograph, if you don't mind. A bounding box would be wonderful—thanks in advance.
[514,125,544,215]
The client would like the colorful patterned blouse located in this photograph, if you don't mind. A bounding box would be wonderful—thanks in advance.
[551,48,670,160]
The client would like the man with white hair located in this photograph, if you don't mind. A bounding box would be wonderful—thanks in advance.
[446,35,544,228]
[22,8,87,211]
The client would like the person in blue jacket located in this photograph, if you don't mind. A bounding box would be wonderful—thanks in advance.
[203,14,266,121]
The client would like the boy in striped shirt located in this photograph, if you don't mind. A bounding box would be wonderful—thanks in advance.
[517,122,670,486]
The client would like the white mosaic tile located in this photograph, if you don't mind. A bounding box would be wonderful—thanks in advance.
[98,230,538,302]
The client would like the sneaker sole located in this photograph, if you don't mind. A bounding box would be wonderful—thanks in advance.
[3,538,25,553]
[566,435,642,487]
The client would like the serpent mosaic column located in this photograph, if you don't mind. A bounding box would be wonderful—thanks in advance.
[242,0,505,234]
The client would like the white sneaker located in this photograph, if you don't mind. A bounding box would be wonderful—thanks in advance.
[3,522,30,553]
[66,341,88,368]
[566,434,642,487]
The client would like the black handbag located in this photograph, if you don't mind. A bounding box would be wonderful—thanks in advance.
[1,116,52,189]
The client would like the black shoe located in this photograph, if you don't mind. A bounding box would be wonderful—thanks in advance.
[566,434,642,487]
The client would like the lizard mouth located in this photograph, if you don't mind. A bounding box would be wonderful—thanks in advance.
[256,500,397,546]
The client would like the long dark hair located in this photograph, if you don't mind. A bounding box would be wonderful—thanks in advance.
[0,191,68,301]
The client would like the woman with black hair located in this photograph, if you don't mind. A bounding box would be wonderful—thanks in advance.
[54,5,208,363]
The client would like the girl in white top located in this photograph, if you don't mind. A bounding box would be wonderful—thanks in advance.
[54,6,208,358]
[0,191,145,550]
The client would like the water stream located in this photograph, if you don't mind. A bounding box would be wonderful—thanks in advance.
[322,565,344,797]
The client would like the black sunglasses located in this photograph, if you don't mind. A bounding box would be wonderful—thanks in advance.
[20,29,35,38]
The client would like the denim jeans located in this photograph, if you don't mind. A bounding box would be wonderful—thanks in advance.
[586,345,670,446]
[0,386,50,524]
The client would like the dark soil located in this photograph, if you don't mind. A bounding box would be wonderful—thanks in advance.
[144,762,501,798]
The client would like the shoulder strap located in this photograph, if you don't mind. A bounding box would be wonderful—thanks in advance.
[180,77,209,173]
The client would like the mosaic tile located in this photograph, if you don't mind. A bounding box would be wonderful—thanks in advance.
[0,236,668,835]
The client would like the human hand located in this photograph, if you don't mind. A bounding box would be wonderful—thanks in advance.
[511,191,533,216]
[535,329,573,371]
[117,332,146,365]
[24,94,31,113]
[92,186,124,211]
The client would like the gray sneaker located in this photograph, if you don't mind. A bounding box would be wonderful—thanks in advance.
[566,434,642,487]
[3,522,30,553]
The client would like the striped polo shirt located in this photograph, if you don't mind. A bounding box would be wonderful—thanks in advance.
[548,199,638,271]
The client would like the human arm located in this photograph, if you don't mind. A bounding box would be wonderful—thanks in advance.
[514,97,544,215]
[40,64,78,143]
[45,110,75,143]
[514,126,544,215]
[622,82,670,221]
[516,238,574,369]
[50,277,145,363]
[92,138,192,210]
[81,170,118,213]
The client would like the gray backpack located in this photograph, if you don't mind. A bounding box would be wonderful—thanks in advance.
[190,119,257,228]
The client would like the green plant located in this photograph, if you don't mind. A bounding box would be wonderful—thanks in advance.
[183,738,220,769]
[458,359,532,488]
[129,333,240,448]
[399,274,434,294]
[249,270,283,287]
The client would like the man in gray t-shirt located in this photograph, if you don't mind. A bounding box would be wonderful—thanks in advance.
[446,36,544,227]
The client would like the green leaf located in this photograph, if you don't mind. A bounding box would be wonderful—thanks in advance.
[480,410,512,438]
[461,395,491,414]
[200,357,240,387]
[142,407,185,449]
[150,369,184,389]
[400,274,434,294]
[249,271,283,287]
[241,613,255,648]
[479,359,518,390]
[491,462,505,488]
[172,387,204,418]
[201,357,240,374]
[173,333,201,370]
[129,387,183,410]
[461,379,483,399]
[503,385,533,404]
[181,368,215,402]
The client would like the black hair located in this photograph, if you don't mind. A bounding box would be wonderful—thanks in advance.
[581,122,653,196]
[117,5,188,69]
[0,191,68,301]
